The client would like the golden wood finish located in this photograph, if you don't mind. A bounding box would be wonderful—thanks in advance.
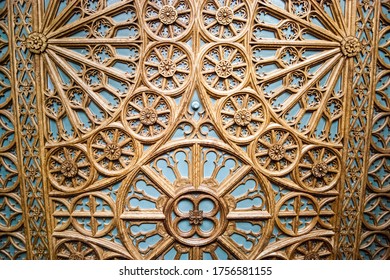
[0,0,389,260]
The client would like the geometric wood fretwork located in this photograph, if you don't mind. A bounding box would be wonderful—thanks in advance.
[0,0,389,260]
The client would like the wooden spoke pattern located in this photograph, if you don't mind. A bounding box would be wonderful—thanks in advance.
[294,146,341,192]
[39,0,142,142]
[289,238,333,260]
[88,126,137,176]
[118,143,272,259]
[219,90,267,143]
[200,43,248,95]
[143,0,194,40]
[2,0,386,260]
[48,145,94,192]
[55,240,99,260]
[122,89,172,142]
[252,125,300,176]
[200,0,250,41]
[143,43,192,95]
[251,0,350,145]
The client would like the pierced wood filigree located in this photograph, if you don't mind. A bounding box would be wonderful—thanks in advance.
[0,0,388,260]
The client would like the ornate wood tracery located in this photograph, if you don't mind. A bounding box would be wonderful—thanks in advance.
[0,0,389,260]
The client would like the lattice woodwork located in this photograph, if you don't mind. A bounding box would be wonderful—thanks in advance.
[0,0,389,260]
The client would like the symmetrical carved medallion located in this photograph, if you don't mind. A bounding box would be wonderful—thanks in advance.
[0,0,388,260]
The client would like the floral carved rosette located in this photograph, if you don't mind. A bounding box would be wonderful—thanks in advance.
[117,142,273,259]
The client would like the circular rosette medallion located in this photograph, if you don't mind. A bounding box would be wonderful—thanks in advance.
[143,43,192,95]
[218,89,268,143]
[122,89,173,142]
[288,238,333,260]
[200,43,249,96]
[118,142,272,259]
[88,124,138,176]
[143,0,194,41]
[200,0,250,41]
[166,188,227,246]
[251,125,300,176]
[47,145,94,192]
[55,239,100,260]
[294,146,341,192]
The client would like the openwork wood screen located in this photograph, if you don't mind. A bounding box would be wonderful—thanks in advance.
[0,0,389,260]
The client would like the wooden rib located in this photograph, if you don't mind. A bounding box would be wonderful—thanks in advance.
[141,165,175,198]
[258,48,340,84]
[332,0,348,33]
[72,211,114,218]
[309,58,346,131]
[47,1,132,38]
[278,210,318,217]
[250,39,340,48]
[120,212,165,220]
[177,9,191,15]
[43,0,79,34]
[261,1,342,42]
[233,2,246,12]
[217,236,246,260]
[281,53,343,114]
[43,54,81,137]
[217,165,252,196]
[147,237,175,260]
[203,10,217,16]
[46,49,113,116]
[48,38,142,45]
[42,0,67,31]
[49,45,131,82]
[212,0,222,8]
[147,1,162,12]
[145,15,160,22]
[309,0,346,37]
[227,211,272,220]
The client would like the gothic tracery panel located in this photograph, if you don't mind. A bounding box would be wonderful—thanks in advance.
[0,0,389,260]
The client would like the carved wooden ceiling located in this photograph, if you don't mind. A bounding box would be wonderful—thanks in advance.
[0,0,389,260]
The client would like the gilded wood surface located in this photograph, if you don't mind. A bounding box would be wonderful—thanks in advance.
[0,0,389,260]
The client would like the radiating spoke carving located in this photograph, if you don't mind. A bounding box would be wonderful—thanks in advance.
[252,125,300,176]
[88,125,138,176]
[200,0,250,41]
[289,238,332,260]
[5,0,383,261]
[143,43,192,95]
[122,89,172,142]
[250,0,352,145]
[200,43,248,95]
[48,145,94,192]
[294,146,341,192]
[218,90,267,143]
[55,240,99,260]
[143,0,193,40]
[118,143,272,259]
